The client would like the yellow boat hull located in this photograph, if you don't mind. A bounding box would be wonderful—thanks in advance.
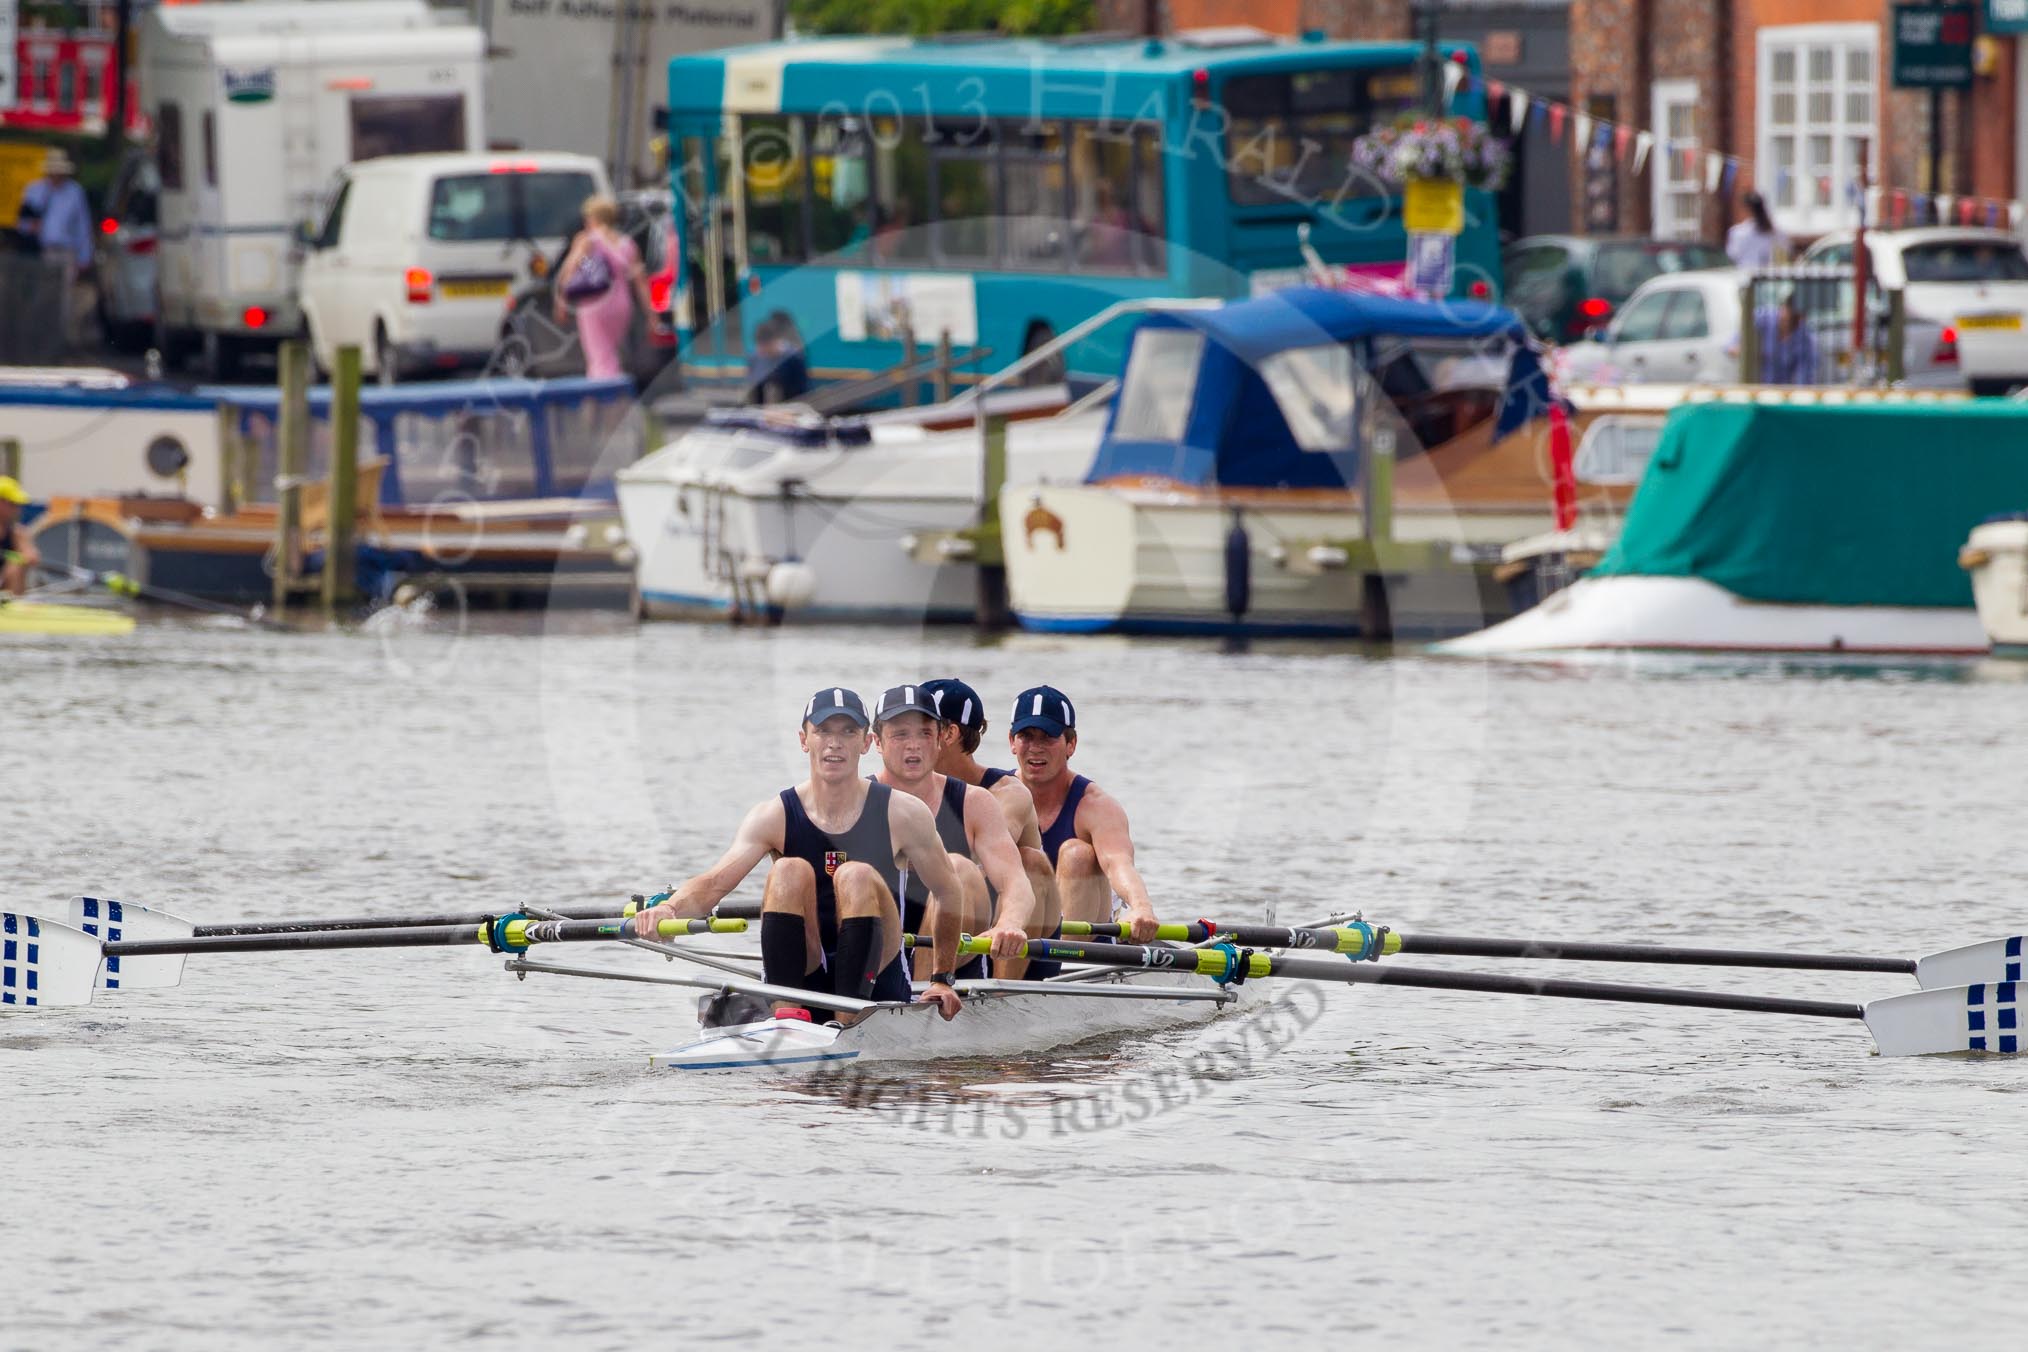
[0,602,136,636]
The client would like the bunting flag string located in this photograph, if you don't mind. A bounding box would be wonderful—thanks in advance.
[1455,71,2028,233]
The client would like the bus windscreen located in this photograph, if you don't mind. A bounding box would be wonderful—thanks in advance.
[1224,67,1422,204]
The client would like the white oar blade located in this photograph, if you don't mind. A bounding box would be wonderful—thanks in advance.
[1915,937,2027,991]
[1864,981,2025,1057]
[70,897,190,992]
[0,912,102,1010]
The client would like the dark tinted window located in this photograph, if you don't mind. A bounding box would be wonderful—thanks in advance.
[427,171,596,242]
[315,179,352,250]
[1225,66,1422,204]
[1901,241,2028,282]
[156,102,184,191]
[1592,242,1730,301]
[352,95,466,161]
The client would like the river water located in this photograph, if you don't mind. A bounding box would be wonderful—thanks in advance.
[5,611,2027,1349]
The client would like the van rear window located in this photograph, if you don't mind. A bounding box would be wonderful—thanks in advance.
[427,171,598,242]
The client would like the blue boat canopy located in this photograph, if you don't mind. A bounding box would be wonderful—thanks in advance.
[1087,286,1552,492]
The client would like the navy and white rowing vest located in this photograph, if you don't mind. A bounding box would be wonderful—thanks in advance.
[895,775,972,932]
[778,781,902,951]
[1037,775,1092,866]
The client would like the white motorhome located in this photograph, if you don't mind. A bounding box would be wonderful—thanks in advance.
[140,1,485,379]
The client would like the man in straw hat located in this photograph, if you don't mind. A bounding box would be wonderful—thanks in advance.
[19,147,94,349]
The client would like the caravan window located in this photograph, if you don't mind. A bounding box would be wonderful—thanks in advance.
[1259,344,1355,451]
[156,102,185,190]
[202,112,217,188]
[352,96,466,162]
[1113,328,1204,442]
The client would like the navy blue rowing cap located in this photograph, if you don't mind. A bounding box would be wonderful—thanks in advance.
[1010,685,1076,737]
[803,686,869,728]
[920,677,986,731]
[872,683,940,725]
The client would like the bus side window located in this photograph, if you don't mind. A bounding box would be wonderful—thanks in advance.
[742,115,807,264]
[808,116,873,258]
[870,120,929,265]
[928,121,999,265]
[1073,125,1165,275]
[1003,120,1067,269]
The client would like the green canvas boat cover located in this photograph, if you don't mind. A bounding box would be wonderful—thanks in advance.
[1592,400,2028,609]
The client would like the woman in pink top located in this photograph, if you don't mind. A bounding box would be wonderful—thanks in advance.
[553,195,661,381]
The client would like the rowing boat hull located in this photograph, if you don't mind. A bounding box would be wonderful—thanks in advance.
[651,970,1238,1071]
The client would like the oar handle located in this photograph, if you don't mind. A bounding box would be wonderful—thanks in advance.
[1061,921,1398,956]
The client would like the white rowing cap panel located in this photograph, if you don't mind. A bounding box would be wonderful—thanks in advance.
[1864,981,2025,1057]
[71,897,191,992]
[0,911,102,1010]
[1915,937,2027,991]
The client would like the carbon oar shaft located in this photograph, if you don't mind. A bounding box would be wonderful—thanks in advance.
[961,936,1867,1022]
[109,917,740,957]
[194,904,629,937]
[1393,933,1916,975]
[1064,921,1915,975]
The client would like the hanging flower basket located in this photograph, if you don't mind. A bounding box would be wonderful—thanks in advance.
[1350,115,1512,193]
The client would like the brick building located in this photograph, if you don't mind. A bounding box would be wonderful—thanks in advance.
[1099,0,2023,244]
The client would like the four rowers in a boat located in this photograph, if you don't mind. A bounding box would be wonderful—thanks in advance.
[631,680,1162,1021]
[629,686,1027,1022]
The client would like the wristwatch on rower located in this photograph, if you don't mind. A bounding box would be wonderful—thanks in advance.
[930,971,957,988]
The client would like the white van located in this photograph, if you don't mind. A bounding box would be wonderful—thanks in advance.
[297,152,609,381]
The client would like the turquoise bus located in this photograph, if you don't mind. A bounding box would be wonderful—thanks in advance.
[665,31,1497,392]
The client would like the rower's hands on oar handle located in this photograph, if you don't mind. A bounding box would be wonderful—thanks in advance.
[628,900,680,938]
[919,977,962,1021]
[978,916,1029,960]
[1120,902,1161,945]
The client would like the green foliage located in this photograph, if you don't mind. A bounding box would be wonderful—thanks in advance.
[789,0,1095,37]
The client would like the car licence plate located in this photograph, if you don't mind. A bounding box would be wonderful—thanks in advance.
[1956,313,2023,331]
[439,278,510,299]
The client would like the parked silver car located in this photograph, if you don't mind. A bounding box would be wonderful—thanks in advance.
[93,153,160,352]
[1557,269,1956,388]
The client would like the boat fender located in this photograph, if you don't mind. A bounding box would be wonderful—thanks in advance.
[767,559,818,608]
[1223,510,1251,621]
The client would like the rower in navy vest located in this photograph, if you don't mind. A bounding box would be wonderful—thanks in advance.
[920,676,1064,980]
[870,682,1046,981]
[628,686,1027,1021]
[1010,684,1162,944]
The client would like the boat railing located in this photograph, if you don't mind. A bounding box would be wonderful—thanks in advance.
[949,296,1226,428]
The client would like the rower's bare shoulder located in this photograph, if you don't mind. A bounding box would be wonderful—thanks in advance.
[885,785,939,833]
[1078,782,1132,831]
[988,775,1036,818]
[736,793,790,850]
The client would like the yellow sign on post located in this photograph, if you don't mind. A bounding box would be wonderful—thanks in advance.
[0,143,50,229]
[1403,177,1465,237]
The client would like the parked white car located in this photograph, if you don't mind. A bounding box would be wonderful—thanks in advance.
[1557,268,1956,388]
[93,152,160,352]
[1800,227,2028,394]
[297,152,609,381]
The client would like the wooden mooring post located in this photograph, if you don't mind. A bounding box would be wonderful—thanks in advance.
[975,409,1011,631]
[272,339,310,615]
[1360,425,1397,641]
[322,345,363,613]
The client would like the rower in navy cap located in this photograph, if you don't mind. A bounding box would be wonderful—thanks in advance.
[920,676,1064,980]
[868,682,1039,981]
[1009,685,1161,944]
[629,686,1025,1020]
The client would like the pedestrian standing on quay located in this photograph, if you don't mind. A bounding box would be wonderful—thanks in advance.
[18,148,94,352]
[552,195,661,381]
[1726,190,1787,269]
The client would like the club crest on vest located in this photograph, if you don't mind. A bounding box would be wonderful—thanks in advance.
[824,851,847,877]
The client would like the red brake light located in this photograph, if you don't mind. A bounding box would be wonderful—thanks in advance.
[648,274,673,312]
[406,267,434,303]
[1192,68,1211,102]
[1468,279,1491,299]
[1579,297,1613,318]
[126,236,155,255]
[100,217,118,235]
[1937,325,1959,364]
[488,160,539,174]
[243,306,269,329]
